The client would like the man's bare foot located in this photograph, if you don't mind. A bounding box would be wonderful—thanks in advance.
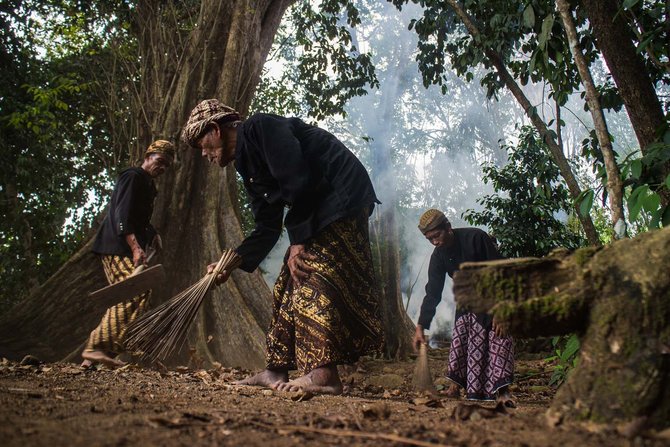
[234,369,288,387]
[81,350,126,369]
[272,365,343,395]
[80,359,93,369]
[496,386,516,408]
[444,383,461,398]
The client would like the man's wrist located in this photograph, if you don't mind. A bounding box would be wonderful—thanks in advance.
[125,234,141,251]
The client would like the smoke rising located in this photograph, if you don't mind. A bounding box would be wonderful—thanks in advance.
[256,0,639,343]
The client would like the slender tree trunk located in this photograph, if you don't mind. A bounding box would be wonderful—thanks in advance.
[370,128,413,358]
[371,206,414,359]
[580,0,670,204]
[360,22,414,359]
[453,226,670,429]
[0,0,294,369]
[445,0,601,246]
[556,0,625,237]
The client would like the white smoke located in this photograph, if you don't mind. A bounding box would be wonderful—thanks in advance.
[256,0,640,343]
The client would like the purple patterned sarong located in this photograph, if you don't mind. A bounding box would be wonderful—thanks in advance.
[447,312,514,400]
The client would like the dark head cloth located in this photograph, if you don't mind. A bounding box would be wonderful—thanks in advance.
[145,140,175,159]
[181,99,241,147]
[418,209,449,234]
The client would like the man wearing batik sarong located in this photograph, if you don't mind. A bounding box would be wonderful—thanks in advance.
[82,140,174,368]
[413,209,515,406]
[181,99,383,395]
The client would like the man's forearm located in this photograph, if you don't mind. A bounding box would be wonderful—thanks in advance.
[125,233,142,252]
[417,300,438,329]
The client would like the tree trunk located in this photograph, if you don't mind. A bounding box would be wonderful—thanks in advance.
[371,209,414,359]
[556,0,625,237]
[452,227,670,429]
[0,0,294,369]
[580,0,670,203]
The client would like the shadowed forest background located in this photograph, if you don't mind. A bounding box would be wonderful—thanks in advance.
[1,0,670,435]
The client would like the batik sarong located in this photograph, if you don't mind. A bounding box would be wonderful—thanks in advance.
[84,255,151,355]
[447,311,514,400]
[266,211,384,374]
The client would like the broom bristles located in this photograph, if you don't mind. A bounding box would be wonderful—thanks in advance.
[124,249,241,362]
[412,342,437,395]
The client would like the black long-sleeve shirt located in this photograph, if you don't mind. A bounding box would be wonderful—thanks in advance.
[92,167,157,256]
[417,227,502,329]
[233,113,379,272]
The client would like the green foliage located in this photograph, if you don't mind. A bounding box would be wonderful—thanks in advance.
[617,0,670,88]
[391,0,596,106]
[391,0,670,114]
[251,20,310,118]
[235,175,256,237]
[463,126,585,257]
[579,127,670,234]
[589,205,614,245]
[279,0,380,120]
[0,0,135,312]
[620,134,670,231]
[546,334,580,387]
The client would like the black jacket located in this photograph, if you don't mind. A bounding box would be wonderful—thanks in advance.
[92,167,157,256]
[234,113,379,272]
[417,227,502,329]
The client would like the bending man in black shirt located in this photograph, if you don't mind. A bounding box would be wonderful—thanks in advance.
[83,140,174,368]
[414,209,515,406]
[181,99,383,395]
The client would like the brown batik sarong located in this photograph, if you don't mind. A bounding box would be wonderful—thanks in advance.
[84,255,151,355]
[266,211,384,374]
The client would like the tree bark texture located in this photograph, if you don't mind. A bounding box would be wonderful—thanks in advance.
[453,227,670,428]
[445,0,601,247]
[580,0,670,203]
[0,0,294,369]
[371,209,414,359]
[556,0,625,236]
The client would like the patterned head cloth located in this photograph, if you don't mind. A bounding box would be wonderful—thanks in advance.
[181,99,241,147]
[418,209,449,234]
[144,140,175,159]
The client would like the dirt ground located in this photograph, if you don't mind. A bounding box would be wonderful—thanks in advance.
[1,348,667,447]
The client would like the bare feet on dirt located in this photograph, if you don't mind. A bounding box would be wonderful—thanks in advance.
[81,350,126,369]
[444,383,461,398]
[272,365,343,395]
[234,369,288,387]
[496,386,516,408]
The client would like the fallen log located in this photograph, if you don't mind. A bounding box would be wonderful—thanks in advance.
[453,227,670,429]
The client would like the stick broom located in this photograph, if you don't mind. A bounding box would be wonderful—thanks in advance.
[124,249,241,362]
[412,342,437,395]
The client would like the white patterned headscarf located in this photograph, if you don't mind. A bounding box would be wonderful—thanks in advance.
[181,99,241,147]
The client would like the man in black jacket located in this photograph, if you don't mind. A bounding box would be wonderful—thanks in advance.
[182,99,383,394]
[413,209,515,406]
[82,140,174,368]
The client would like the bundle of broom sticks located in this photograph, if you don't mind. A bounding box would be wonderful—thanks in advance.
[124,249,241,363]
[412,342,437,395]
